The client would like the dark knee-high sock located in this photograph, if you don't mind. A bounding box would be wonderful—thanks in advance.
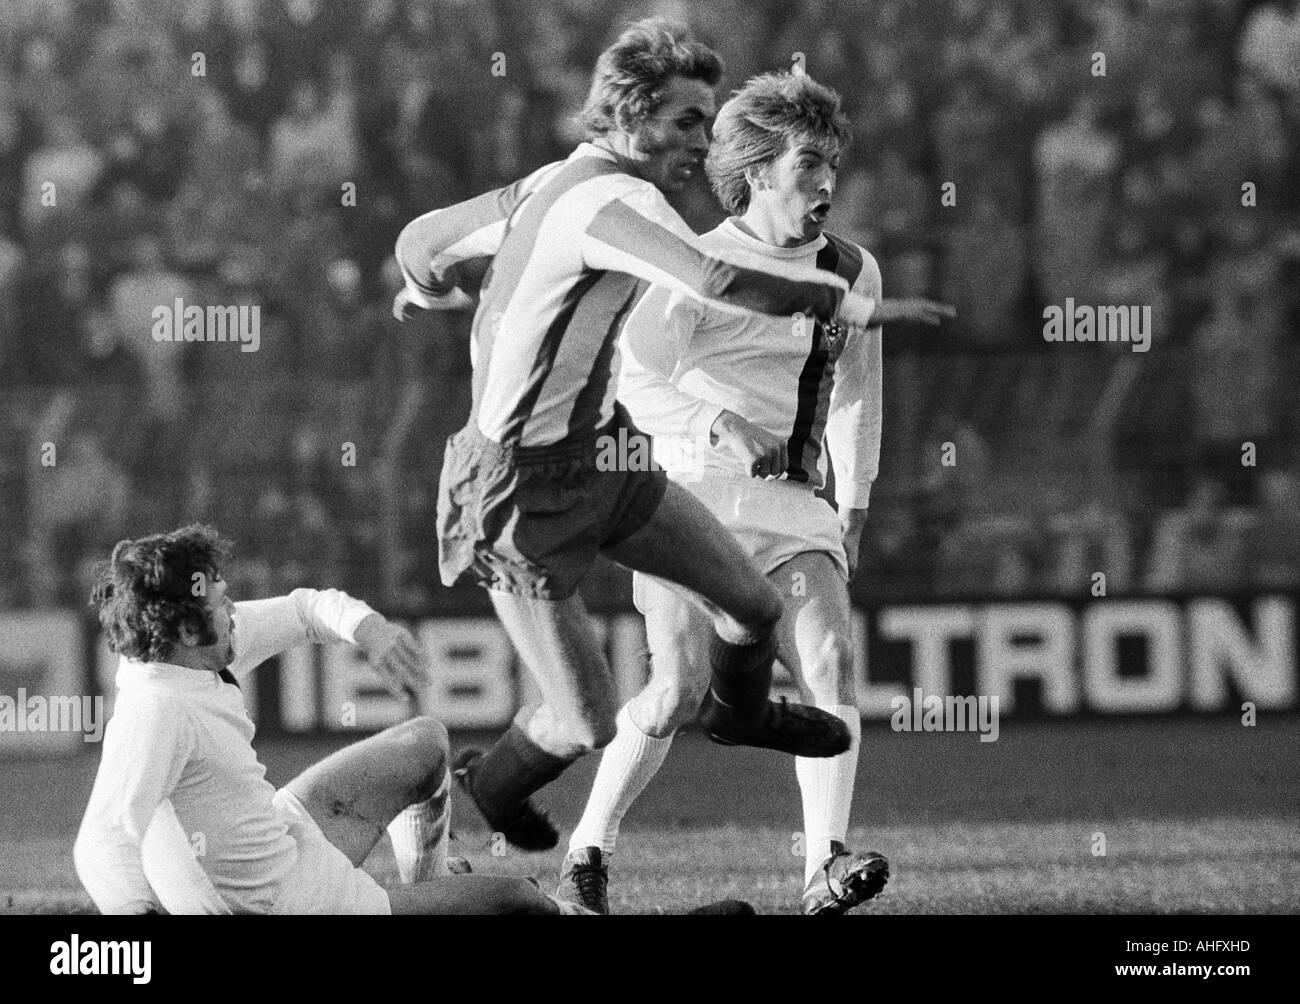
[470,723,574,817]
[707,632,776,720]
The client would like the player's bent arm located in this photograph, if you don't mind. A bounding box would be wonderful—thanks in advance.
[826,251,883,511]
[228,588,379,678]
[74,697,193,914]
[230,590,429,697]
[617,285,723,443]
[581,185,853,323]
[394,161,563,315]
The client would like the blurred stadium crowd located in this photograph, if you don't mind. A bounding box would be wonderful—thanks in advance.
[1,0,1298,612]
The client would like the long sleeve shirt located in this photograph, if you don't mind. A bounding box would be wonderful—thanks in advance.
[617,220,883,508]
[395,143,869,448]
[73,588,376,915]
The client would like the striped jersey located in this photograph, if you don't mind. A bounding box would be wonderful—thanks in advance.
[395,143,865,447]
[617,219,882,508]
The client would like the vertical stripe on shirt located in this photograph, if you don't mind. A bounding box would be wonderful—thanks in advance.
[786,235,864,482]
[565,274,648,440]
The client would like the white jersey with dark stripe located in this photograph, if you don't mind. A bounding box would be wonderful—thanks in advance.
[395,144,860,448]
[617,220,883,508]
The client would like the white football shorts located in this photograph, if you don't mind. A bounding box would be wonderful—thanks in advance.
[633,472,847,612]
[270,788,392,916]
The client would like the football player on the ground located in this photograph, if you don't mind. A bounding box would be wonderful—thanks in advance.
[392,18,954,854]
[558,72,901,915]
[73,524,586,914]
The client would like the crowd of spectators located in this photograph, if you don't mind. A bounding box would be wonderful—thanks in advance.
[1,0,1298,611]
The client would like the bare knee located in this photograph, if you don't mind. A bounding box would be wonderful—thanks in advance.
[571,715,618,755]
[803,636,856,704]
[538,709,617,757]
[633,670,709,737]
[719,578,782,642]
[393,716,449,800]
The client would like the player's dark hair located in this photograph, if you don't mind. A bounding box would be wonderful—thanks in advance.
[580,17,723,138]
[706,72,852,214]
[90,524,231,662]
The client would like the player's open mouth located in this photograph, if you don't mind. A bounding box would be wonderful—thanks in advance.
[809,202,831,222]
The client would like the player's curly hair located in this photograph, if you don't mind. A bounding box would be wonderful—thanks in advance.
[706,72,852,214]
[580,17,723,138]
[90,524,232,663]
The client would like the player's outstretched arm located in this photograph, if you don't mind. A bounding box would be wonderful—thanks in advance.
[230,589,430,697]
[581,184,850,323]
[845,296,956,329]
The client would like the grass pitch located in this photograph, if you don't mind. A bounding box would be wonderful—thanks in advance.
[3,717,1297,914]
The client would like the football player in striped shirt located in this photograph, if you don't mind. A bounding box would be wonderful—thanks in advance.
[558,72,908,915]
[393,19,952,855]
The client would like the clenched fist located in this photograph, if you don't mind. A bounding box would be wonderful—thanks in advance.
[711,409,788,479]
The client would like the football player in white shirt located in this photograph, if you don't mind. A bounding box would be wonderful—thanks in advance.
[559,72,915,914]
[74,524,585,914]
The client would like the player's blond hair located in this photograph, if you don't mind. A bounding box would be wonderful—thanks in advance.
[580,18,723,138]
[706,72,852,214]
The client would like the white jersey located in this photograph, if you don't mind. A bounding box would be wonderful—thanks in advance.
[617,219,883,508]
[73,588,376,915]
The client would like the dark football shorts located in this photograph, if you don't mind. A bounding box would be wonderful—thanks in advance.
[436,405,668,600]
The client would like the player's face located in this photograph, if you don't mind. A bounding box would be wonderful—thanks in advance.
[627,75,715,194]
[203,574,236,667]
[757,137,841,243]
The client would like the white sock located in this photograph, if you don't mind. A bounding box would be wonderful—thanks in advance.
[387,764,451,883]
[796,704,861,885]
[568,703,674,856]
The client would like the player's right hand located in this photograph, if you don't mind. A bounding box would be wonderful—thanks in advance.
[355,614,433,699]
[393,287,424,322]
[711,409,788,479]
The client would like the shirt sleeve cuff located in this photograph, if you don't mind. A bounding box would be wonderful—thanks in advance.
[336,600,378,645]
[690,403,727,445]
[838,481,873,509]
[401,282,474,311]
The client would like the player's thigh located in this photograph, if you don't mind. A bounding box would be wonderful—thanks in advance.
[768,550,855,703]
[604,480,779,628]
[490,591,619,738]
[283,716,449,867]
[387,875,555,916]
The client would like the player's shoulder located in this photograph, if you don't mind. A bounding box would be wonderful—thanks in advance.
[824,231,881,291]
[557,145,641,189]
[110,666,197,728]
[695,224,733,253]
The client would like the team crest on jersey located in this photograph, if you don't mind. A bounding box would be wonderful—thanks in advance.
[821,320,850,362]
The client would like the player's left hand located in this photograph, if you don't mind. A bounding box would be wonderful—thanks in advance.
[840,510,867,581]
[354,614,432,699]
